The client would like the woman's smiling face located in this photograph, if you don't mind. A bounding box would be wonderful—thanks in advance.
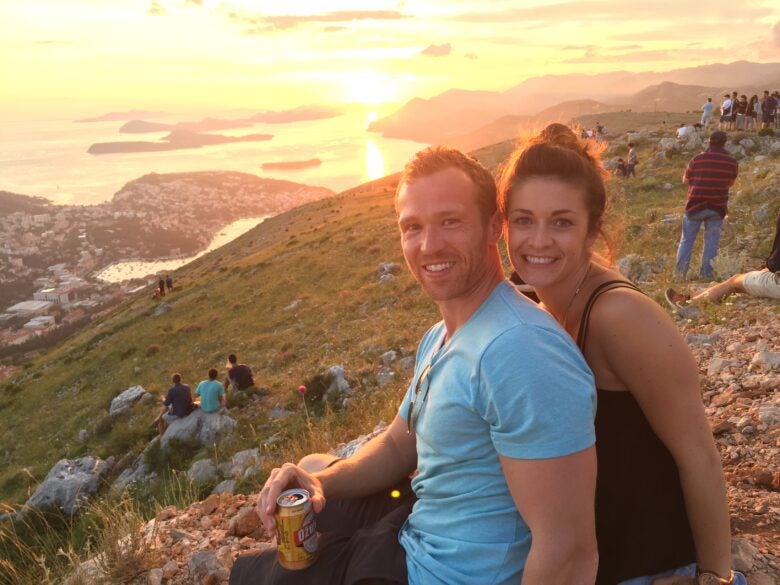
[505,176,596,292]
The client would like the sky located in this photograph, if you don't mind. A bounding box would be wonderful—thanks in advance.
[2,0,780,120]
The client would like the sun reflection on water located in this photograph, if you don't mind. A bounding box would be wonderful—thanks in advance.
[365,139,385,181]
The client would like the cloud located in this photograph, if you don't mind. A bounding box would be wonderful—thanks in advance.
[451,2,772,24]
[421,43,451,57]
[774,21,780,47]
[465,52,478,60]
[324,26,348,33]
[229,9,408,32]
[612,44,642,50]
[147,0,166,15]
[562,44,597,51]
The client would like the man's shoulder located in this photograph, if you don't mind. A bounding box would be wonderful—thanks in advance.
[465,282,569,351]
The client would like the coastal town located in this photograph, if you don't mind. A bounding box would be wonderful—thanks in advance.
[0,171,333,367]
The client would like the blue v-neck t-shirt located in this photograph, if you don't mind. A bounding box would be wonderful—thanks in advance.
[398,281,596,585]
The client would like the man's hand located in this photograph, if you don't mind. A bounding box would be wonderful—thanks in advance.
[256,463,326,536]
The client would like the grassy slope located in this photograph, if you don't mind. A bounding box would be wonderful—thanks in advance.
[0,118,778,507]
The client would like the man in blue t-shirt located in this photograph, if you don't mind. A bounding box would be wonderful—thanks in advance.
[231,148,597,585]
[196,368,225,413]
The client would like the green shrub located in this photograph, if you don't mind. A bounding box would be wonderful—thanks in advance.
[757,127,775,137]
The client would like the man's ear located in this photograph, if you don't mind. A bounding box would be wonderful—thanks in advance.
[488,210,503,244]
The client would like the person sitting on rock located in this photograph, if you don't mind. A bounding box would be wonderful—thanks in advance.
[224,353,256,406]
[196,367,226,414]
[615,157,628,178]
[667,210,780,309]
[155,373,194,435]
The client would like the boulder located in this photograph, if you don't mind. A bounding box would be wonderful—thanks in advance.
[153,303,171,317]
[731,537,759,572]
[283,299,302,311]
[269,405,293,420]
[738,138,755,150]
[323,365,351,400]
[188,551,230,584]
[25,456,114,515]
[379,350,397,367]
[187,459,220,486]
[229,448,262,478]
[377,262,401,276]
[752,203,770,223]
[228,507,261,537]
[399,356,416,373]
[379,273,395,283]
[112,451,157,492]
[160,409,237,452]
[109,385,150,416]
[331,422,387,459]
[212,479,237,495]
[749,350,780,371]
[615,254,653,282]
[758,405,780,427]
[707,358,736,377]
[769,140,780,154]
[658,137,677,152]
[376,366,396,387]
[684,332,720,346]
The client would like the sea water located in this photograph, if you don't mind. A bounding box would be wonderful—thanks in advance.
[0,110,425,206]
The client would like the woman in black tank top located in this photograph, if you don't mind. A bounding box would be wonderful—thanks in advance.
[495,124,741,585]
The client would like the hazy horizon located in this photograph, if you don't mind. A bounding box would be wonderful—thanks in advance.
[2,1,779,122]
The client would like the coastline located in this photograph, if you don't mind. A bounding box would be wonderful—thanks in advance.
[93,215,270,283]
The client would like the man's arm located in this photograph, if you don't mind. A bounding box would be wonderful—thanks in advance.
[257,414,417,536]
[500,447,598,585]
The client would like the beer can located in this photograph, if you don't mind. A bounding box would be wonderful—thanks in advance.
[275,488,318,570]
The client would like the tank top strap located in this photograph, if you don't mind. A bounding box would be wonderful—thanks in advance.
[576,280,642,351]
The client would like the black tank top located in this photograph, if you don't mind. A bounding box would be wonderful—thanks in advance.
[578,281,696,585]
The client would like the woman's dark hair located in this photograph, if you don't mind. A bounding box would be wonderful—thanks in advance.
[497,123,614,261]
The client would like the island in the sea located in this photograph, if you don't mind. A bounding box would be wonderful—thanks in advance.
[261,158,322,171]
[87,130,273,154]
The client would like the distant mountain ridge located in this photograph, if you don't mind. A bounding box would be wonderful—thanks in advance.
[369,60,780,148]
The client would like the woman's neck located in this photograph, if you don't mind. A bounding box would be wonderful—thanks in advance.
[536,259,596,328]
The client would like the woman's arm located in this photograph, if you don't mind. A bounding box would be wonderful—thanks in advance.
[587,289,732,578]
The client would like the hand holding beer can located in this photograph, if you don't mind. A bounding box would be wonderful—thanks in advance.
[274,488,318,570]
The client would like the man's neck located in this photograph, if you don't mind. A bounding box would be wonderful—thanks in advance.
[438,264,505,338]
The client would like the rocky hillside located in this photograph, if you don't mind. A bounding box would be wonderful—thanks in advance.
[1,119,778,584]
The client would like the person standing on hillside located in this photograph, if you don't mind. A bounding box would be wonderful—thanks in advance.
[165,275,173,292]
[733,95,748,130]
[761,90,777,129]
[719,94,733,130]
[701,97,714,127]
[674,131,739,280]
[158,276,166,297]
[196,367,226,413]
[626,142,638,177]
[155,373,194,435]
[745,95,759,132]
[230,147,598,585]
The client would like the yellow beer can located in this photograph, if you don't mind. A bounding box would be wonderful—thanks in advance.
[275,488,318,570]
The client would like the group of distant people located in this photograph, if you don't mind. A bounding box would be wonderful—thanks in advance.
[154,353,255,435]
[228,125,754,585]
[702,90,780,131]
[153,275,174,300]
